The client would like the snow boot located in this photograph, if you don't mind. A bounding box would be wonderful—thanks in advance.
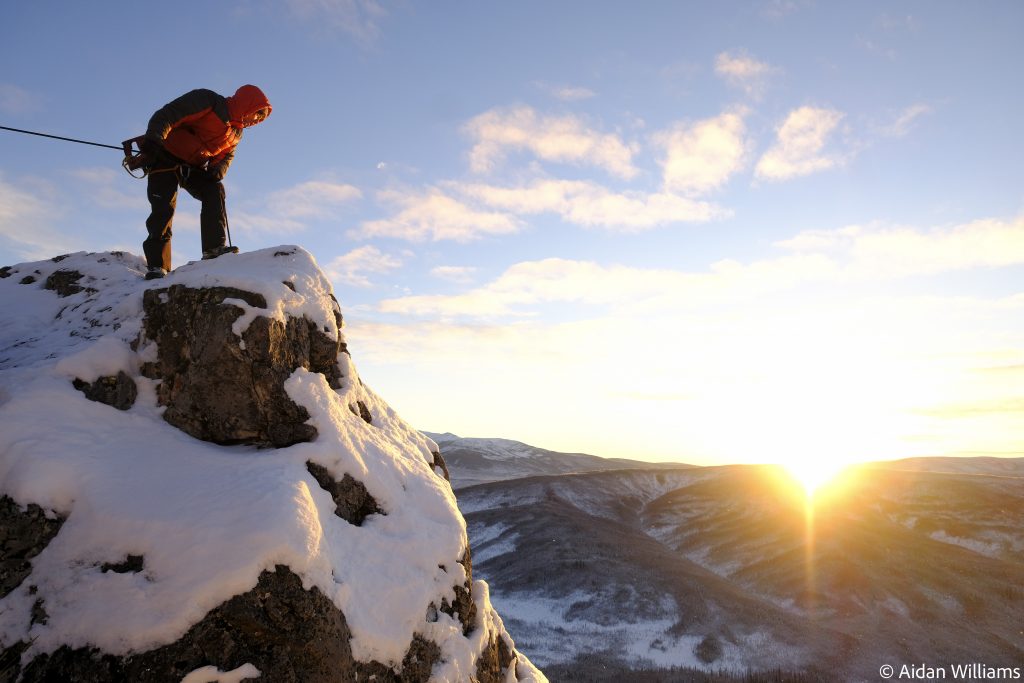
[202,245,239,260]
[145,266,167,280]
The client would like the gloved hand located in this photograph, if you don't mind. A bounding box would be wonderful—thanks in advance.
[140,137,162,159]
[181,166,222,185]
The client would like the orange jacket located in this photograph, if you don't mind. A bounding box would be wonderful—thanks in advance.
[146,85,271,177]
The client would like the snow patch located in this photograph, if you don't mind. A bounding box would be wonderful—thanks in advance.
[180,663,261,683]
[929,530,1002,558]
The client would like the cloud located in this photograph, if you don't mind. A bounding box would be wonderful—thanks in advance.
[777,217,1024,278]
[534,82,597,102]
[880,103,932,137]
[755,106,845,181]
[0,174,74,259]
[229,178,361,236]
[266,180,362,219]
[229,210,305,235]
[69,168,147,211]
[759,0,810,19]
[357,214,1024,463]
[378,253,835,319]
[653,109,749,195]
[714,51,777,98]
[286,0,386,44]
[325,245,402,288]
[453,179,726,231]
[0,84,41,115]
[381,216,1024,321]
[430,266,478,283]
[464,106,638,179]
[357,188,519,242]
[876,13,919,32]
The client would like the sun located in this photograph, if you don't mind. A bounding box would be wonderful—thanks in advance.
[783,458,851,498]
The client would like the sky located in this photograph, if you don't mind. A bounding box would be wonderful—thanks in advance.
[1,1,1022,468]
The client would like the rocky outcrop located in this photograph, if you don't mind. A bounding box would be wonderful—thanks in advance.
[0,497,65,600]
[72,372,137,411]
[7,566,459,683]
[306,461,384,526]
[0,247,542,683]
[139,284,343,448]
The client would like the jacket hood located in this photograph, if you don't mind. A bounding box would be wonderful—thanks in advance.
[226,85,272,127]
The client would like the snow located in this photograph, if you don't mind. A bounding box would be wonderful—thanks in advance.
[928,530,1003,558]
[489,588,797,673]
[0,247,539,681]
[180,663,261,683]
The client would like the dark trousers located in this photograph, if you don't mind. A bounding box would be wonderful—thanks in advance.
[143,165,228,271]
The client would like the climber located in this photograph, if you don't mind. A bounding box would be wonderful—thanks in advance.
[137,85,272,280]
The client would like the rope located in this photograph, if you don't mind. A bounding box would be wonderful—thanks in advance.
[0,125,122,151]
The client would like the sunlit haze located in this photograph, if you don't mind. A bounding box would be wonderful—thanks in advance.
[2,2,1022,467]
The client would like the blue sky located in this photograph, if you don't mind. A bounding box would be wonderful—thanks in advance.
[2,1,1022,467]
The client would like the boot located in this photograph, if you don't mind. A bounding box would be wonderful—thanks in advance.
[202,245,239,260]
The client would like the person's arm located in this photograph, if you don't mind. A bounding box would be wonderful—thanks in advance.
[145,89,221,144]
[207,148,235,181]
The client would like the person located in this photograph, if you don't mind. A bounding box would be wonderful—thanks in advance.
[139,85,272,280]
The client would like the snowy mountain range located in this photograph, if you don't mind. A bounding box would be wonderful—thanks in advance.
[423,432,688,488]
[434,433,1024,681]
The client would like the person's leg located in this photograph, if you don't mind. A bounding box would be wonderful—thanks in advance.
[184,174,228,254]
[143,168,180,272]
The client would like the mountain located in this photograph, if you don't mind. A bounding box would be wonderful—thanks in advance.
[873,455,1024,477]
[0,248,544,682]
[441,438,1024,681]
[424,432,689,488]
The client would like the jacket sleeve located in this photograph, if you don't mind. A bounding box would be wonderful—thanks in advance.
[207,148,235,181]
[145,89,222,143]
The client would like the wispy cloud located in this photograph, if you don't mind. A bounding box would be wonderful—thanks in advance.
[453,179,725,231]
[69,168,147,211]
[286,0,386,44]
[0,173,73,260]
[0,84,41,115]
[759,0,811,20]
[378,253,835,319]
[714,51,777,99]
[654,108,749,195]
[357,214,1024,463]
[325,245,402,288]
[534,82,596,102]
[230,210,304,235]
[430,265,478,283]
[266,180,362,219]
[778,217,1024,277]
[880,103,932,137]
[357,188,519,242]
[876,12,919,32]
[755,106,845,181]
[464,106,638,179]
[380,217,1024,320]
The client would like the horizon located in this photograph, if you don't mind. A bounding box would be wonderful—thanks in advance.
[2,2,1022,469]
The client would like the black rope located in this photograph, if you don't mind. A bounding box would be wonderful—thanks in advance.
[0,125,122,151]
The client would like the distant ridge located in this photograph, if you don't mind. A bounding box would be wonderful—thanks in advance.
[871,455,1024,477]
[423,431,690,488]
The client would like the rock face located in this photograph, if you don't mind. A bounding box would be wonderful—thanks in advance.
[14,566,444,683]
[140,284,344,448]
[0,248,544,683]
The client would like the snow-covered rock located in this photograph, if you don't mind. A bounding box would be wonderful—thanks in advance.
[0,247,545,682]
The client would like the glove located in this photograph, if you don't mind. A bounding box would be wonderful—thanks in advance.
[140,137,162,157]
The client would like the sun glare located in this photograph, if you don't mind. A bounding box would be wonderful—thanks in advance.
[783,459,850,498]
